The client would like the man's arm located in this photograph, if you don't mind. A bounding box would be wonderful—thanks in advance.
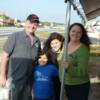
[0,51,9,87]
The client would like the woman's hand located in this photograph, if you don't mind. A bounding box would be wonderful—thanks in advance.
[62,60,69,70]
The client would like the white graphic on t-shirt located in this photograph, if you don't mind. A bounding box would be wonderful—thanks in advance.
[35,71,49,81]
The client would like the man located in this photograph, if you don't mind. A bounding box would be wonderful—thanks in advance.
[0,14,41,100]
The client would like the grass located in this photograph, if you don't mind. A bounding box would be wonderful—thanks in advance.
[36,29,64,39]
[36,32,50,39]
[90,55,100,62]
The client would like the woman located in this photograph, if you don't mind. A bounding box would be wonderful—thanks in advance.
[58,23,91,100]
[43,32,64,100]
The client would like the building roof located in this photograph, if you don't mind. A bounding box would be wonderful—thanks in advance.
[80,0,100,20]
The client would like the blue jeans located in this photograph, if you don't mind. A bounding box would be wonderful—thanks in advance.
[10,83,32,100]
[34,97,54,100]
[65,82,90,100]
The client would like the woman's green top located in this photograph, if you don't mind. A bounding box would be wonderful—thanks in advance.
[57,43,90,85]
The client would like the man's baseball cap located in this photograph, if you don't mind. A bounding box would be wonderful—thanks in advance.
[26,14,40,23]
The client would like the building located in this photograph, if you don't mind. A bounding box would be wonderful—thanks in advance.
[0,10,14,26]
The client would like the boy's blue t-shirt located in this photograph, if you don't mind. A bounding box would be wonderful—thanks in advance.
[33,64,58,99]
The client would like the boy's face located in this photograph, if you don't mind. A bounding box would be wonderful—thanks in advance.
[38,54,48,65]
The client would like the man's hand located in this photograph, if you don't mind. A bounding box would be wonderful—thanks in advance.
[0,51,9,87]
[0,74,6,87]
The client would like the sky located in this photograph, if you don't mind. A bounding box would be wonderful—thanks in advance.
[0,0,82,23]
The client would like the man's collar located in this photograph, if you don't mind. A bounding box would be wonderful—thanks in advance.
[24,29,35,37]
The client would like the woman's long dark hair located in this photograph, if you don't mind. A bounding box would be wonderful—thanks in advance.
[43,32,64,52]
[68,23,91,50]
[42,32,64,67]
